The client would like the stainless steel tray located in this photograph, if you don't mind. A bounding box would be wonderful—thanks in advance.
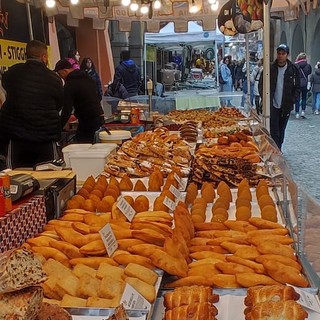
[65,308,147,319]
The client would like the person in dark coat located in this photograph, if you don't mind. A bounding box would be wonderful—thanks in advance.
[113,50,141,97]
[259,44,300,150]
[54,59,104,143]
[0,40,64,169]
[310,62,320,115]
[80,57,103,101]
[294,52,312,118]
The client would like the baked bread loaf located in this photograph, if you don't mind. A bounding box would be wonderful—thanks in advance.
[0,286,43,320]
[0,249,47,293]
[164,285,219,309]
[244,285,300,307]
[245,300,308,320]
[164,302,218,320]
[36,302,72,320]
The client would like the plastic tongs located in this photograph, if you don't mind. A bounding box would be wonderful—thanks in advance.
[103,127,112,135]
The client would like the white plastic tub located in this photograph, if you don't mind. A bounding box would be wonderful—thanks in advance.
[68,151,112,182]
[62,144,92,167]
[99,130,132,145]
[91,143,118,151]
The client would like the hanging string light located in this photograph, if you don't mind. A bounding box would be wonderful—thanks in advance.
[189,0,200,13]
[70,0,79,4]
[153,0,161,9]
[130,0,139,11]
[122,0,131,6]
[45,0,56,8]
[211,0,219,11]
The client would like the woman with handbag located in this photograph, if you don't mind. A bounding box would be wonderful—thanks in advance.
[219,56,233,107]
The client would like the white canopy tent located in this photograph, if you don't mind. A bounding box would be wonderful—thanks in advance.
[145,21,225,45]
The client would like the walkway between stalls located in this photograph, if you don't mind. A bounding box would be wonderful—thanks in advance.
[282,106,320,201]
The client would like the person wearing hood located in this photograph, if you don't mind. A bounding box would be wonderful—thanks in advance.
[113,50,141,97]
[310,62,320,115]
[294,52,312,118]
[54,59,104,143]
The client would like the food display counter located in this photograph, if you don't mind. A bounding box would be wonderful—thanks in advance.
[1,106,320,320]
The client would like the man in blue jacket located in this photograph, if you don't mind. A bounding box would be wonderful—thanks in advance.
[113,50,141,97]
[259,44,300,150]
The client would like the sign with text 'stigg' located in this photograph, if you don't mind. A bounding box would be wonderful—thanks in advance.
[0,39,27,73]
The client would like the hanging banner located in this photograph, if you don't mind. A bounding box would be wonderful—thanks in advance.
[146,46,156,62]
[0,39,26,73]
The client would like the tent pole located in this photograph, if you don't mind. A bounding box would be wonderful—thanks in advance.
[144,41,147,95]
[26,3,34,40]
[262,1,271,131]
[245,33,250,112]
[215,41,219,90]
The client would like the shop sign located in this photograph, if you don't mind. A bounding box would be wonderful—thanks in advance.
[0,39,26,73]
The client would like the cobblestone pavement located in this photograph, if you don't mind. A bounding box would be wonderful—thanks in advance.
[282,105,320,201]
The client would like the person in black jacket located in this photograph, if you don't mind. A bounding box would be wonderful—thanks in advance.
[54,59,104,143]
[259,44,300,150]
[0,40,64,169]
[113,50,141,97]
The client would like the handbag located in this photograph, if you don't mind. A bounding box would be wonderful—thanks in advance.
[219,73,226,84]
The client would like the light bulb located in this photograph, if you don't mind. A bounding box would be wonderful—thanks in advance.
[70,0,79,4]
[208,0,216,4]
[153,0,161,9]
[189,3,200,13]
[122,0,131,6]
[46,0,56,8]
[211,1,219,10]
[140,5,149,14]
[130,2,139,11]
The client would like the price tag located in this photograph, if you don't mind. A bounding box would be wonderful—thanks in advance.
[174,172,182,185]
[120,283,151,311]
[293,286,320,313]
[174,173,187,190]
[169,184,183,200]
[163,196,177,211]
[99,223,118,257]
[117,197,136,222]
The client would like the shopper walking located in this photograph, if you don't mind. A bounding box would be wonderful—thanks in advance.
[310,62,320,115]
[241,52,257,107]
[234,59,245,91]
[54,59,104,143]
[251,58,263,115]
[80,57,103,101]
[259,44,300,150]
[219,56,233,107]
[294,52,312,118]
[0,40,63,169]
[113,50,141,97]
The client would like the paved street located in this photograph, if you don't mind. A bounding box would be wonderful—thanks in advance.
[282,105,320,201]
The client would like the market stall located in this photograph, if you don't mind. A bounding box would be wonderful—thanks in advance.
[1,106,320,320]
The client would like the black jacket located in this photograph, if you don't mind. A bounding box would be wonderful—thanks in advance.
[295,60,312,88]
[61,70,104,127]
[259,59,300,116]
[114,60,141,96]
[0,59,63,142]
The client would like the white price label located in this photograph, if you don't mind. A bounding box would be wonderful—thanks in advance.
[169,184,183,200]
[174,173,182,185]
[99,224,118,257]
[163,196,177,211]
[294,286,320,313]
[117,197,136,222]
[120,283,151,311]
[174,173,187,190]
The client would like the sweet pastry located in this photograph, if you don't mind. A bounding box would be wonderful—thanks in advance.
[36,302,72,320]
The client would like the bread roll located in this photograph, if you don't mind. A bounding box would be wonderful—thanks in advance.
[0,248,47,294]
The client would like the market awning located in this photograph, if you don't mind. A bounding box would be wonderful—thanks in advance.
[16,0,317,31]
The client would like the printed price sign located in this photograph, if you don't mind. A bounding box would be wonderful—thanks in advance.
[99,224,118,257]
[163,196,177,211]
[120,283,151,311]
[294,286,320,313]
[169,184,183,200]
[174,173,187,190]
[117,197,136,221]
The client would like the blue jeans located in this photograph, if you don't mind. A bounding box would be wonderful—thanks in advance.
[315,92,320,111]
[295,86,308,113]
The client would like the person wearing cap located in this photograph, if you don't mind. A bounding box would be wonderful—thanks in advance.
[294,52,312,118]
[259,44,300,150]
[54,59,104,143]
[0,40,64,169]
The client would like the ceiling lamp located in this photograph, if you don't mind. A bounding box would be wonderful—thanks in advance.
[153,0,161,9]
[140,4,149,14]
[45,0,56,8]
[122,0,131,6]
[70,0,79,4]
[211,1,219,10]
[189,0,200,13]
[130,1,139,11]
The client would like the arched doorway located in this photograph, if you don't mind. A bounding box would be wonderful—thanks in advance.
[311,19,320,68]
[291,24,304,61]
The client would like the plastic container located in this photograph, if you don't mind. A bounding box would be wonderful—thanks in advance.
[68,151,113,182]
[91,143,118,151]
[131,108,140,124]
[62,144,92,167]
[120,110,131,124]
[99,130,132,145]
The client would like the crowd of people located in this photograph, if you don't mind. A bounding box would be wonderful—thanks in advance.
[0,40,142,170]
